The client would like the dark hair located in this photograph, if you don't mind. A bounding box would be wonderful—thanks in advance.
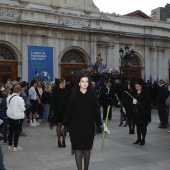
[59,78,65,84]
[3,79,9,85]
[135,79,144,87]
[30,80,37,86]
[16,77,21,82]
[69,71,92,100]
[20,81,27,88]
[159,79,164,84]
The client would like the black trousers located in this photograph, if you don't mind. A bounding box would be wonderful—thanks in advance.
[136,123,147,141]
[103,104,112,119]
[157,103,168,126]
[0,146,5,170]
[8,118,23,147]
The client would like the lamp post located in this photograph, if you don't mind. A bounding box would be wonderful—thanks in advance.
[119,45,135,81]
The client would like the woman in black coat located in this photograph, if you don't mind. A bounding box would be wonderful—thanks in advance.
[52,78,69,148]
[122,82,135,134]
[133,81,150,145]
[62,72,103,170]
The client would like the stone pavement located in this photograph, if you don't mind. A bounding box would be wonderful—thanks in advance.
[1,108,170,170]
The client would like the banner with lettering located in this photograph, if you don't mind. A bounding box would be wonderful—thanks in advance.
[28,46,53,82]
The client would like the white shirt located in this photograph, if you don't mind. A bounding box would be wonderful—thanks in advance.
[29,87,38,100]
[6,93,25,120]
[42,71,48,77]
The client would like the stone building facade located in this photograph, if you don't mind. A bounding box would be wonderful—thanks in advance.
[0,0,170,82]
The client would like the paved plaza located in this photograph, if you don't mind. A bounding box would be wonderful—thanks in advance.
[1,108,170,170]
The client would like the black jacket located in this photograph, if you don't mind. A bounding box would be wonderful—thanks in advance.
[133,88,150,124]
[41,91,52,104]
[156,85,169,104]
[52,86,69,115]
[62,89,102,127]
[0,97,7,118]
[100,86,114,105]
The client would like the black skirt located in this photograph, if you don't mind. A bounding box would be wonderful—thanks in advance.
[69,121,95,150]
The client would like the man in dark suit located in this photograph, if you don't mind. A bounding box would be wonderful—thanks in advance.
[156,80,169,128]
[100,81,114,120]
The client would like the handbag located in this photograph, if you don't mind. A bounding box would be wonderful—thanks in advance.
[165,96,170,107]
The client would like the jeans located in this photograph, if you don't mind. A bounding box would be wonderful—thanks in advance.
[43,104,50,122]
[0,146,6,170]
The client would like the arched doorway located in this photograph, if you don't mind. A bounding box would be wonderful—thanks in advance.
[120,54,141,81]
[0,45,18,82]
[60,50,87,82]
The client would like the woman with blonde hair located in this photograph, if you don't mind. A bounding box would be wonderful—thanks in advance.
[41,85,52,123]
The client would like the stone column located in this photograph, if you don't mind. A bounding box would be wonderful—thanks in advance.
[144,45,150,81]
[157,47,165,80]
[106,45,115,69]
[18,62,22,78]
[149,47,157,81]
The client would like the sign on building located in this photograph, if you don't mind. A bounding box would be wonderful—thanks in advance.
[0,10,20,20]
[59,19,90,27]
[28,46,54,81]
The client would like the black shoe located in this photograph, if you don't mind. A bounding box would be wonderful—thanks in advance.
[62,140,66,148]
[158,125,167,129]
[140,141,145,145]
[109,118,112,120]
[133,140,141,144]
[129,129,135,134]
[119,122,123,127]
[58,141,62,148]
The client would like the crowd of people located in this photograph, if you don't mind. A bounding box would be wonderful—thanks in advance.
[0,74,170,170]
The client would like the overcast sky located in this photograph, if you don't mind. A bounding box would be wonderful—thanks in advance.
[93,0,169,16]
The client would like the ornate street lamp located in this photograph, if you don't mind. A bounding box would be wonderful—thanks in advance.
[119,45,135,80]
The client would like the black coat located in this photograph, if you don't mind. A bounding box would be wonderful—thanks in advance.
[121,89,135,118]
[62,89,103,127]
[133,89,150,125]
[156,84,169,104]
[0,96,7,118]
[52,86,69,116]
[100,86,114,105]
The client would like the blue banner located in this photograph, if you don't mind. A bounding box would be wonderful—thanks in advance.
[28,46,53,81]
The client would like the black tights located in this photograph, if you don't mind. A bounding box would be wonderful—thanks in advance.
[128,118,135,130]
[75,150,90,170]
[136,124,147,141]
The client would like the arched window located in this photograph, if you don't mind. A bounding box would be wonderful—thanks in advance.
[0,45,16,60]
[121,55,140,66]
[61,51,85,63]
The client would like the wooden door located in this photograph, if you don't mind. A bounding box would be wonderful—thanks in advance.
[0,61,18,82]
[61,64,87,82]
[120,66,141,81]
